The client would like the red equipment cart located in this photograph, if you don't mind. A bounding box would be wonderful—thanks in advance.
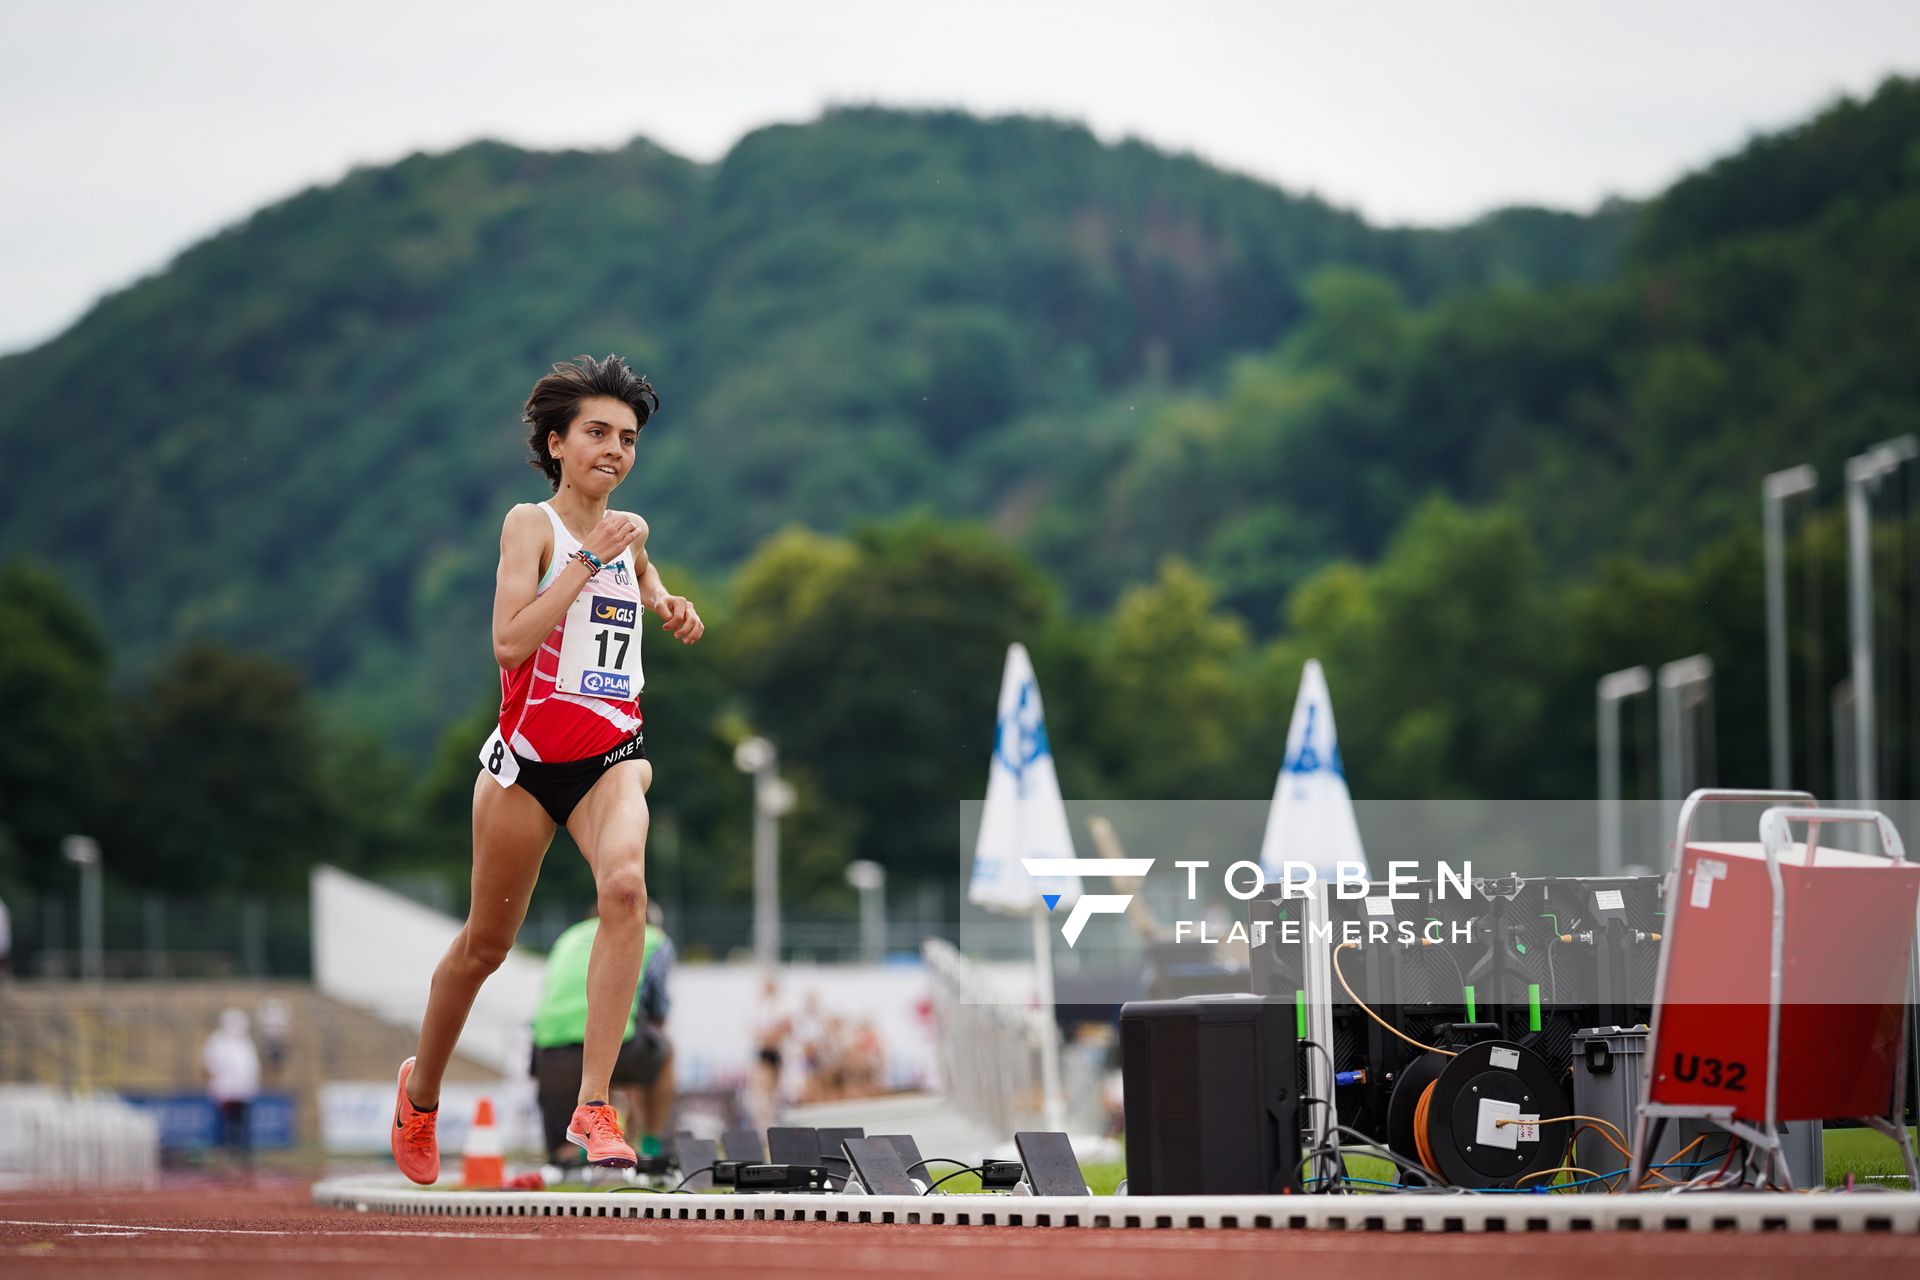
[1630,791,1920,1191]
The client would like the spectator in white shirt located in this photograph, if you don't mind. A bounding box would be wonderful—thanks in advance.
[202,1008,260,1164]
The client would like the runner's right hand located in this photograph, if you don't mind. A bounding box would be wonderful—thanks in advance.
[581,512,644,564]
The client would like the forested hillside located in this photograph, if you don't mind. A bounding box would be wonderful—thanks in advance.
[0,107,1626,749]
[1035,78,1920,622]
[4,84,1918,916]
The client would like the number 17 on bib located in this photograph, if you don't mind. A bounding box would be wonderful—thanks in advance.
[554,593,643,699]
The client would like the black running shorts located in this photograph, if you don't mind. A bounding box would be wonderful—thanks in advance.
[513,731,647,826]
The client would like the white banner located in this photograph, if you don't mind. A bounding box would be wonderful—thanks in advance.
[1259,659,1368,879]
[968,643,1080,914]
[319,1079,540,1155]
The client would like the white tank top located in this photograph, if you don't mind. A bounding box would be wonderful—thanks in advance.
[479,502,646,781]
[535,501,645,700]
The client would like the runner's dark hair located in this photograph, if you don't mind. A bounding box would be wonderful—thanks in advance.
[524,354,661,491]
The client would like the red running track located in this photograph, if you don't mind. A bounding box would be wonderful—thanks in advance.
[4,1178,1920,1279]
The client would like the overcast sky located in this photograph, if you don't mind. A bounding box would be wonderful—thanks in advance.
[2,0,1917,353]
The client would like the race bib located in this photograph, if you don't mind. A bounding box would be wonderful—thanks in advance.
[553,585,644,700]
[478,725,520,788]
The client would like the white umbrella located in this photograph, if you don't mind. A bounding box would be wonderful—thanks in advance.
[1259,658,1368,880]
[1257,658,1366,1175]
[968,643,1076,1129]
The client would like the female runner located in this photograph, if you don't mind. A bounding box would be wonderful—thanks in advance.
[391,354,703,1181]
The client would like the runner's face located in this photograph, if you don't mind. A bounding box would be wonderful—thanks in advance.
[550,396,639,496]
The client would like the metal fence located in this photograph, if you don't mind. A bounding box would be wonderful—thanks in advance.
[922,938,1052,1136]
[11,890,309,980]
[5,884,959,978]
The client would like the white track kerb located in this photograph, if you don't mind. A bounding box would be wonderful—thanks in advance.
[311,1177,1920,1233]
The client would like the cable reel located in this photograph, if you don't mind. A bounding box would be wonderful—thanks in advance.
[1387,1041,1568,1189]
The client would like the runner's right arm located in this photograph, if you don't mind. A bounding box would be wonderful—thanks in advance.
[491,505,639,668]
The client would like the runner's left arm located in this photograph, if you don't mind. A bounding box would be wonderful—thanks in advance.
[629,521,704,644]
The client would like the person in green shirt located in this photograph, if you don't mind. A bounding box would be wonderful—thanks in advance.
[532,904,675,1163]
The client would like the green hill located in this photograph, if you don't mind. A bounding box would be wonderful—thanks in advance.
[0,107,1624,750]
[6,84,1920,907]
[1045,77,1920,626]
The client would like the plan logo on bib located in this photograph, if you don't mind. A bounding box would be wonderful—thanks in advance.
[580,670,631,699]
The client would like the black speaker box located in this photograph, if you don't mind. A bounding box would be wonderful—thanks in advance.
[1120,993,1300,1195]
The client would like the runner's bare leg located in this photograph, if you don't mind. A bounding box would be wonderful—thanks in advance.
[566,758,652,1105]
[407,773,554,1109]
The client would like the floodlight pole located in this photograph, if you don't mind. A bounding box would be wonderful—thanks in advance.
[1851,437,1920,1176]
[1832,679,1859,801]
[845,860,887,963]
[61,835,102,982]
[735,737,793,968]
[1846,436,1918,807]
[1764,466,1817,789]
[1658,656,1714,865]
[1030,910,1067,1133]
[1597,666,1653,874]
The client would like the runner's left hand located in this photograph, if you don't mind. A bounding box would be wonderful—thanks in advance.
[649,594,704,643]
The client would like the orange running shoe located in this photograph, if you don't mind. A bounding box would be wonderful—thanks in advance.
[566,1101,637,1167]
[390,1057,440,1185]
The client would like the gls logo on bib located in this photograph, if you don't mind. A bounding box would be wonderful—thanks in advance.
[580,670,633,698]
[591,597,637,628]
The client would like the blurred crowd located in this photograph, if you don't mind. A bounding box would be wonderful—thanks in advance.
[747,976,889,1129]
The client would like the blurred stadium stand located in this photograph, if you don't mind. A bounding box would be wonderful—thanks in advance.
[0,982,494,1145]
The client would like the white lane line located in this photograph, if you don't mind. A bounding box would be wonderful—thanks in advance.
[3,1219,290,1237]
[10,1217,584,1242]
[0,1217,797,1245]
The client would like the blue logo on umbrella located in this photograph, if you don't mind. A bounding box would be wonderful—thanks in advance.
[992,679,1051,796]
[1284,704,1344,778]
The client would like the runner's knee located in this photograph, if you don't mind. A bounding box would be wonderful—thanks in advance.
[460,930,515,977]
[596,862,648,919]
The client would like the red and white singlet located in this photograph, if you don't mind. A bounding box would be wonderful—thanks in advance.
[479,502,645,782]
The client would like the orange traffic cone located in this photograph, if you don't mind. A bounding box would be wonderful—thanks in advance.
[461,1097,505,1189]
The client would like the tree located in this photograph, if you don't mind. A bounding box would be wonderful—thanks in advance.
[112,643,342,893]
[1086,559,1259,797]
[733,515,1053,897]
[1278,499,1559,799]
[0,562,119,889]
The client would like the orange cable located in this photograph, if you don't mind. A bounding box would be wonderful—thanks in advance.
[1516,1164,1605,1189]
[1412,1080,1440,1175]
[1332,943,1456,1058]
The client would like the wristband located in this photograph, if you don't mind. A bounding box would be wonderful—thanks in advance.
[572,548,604,576]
